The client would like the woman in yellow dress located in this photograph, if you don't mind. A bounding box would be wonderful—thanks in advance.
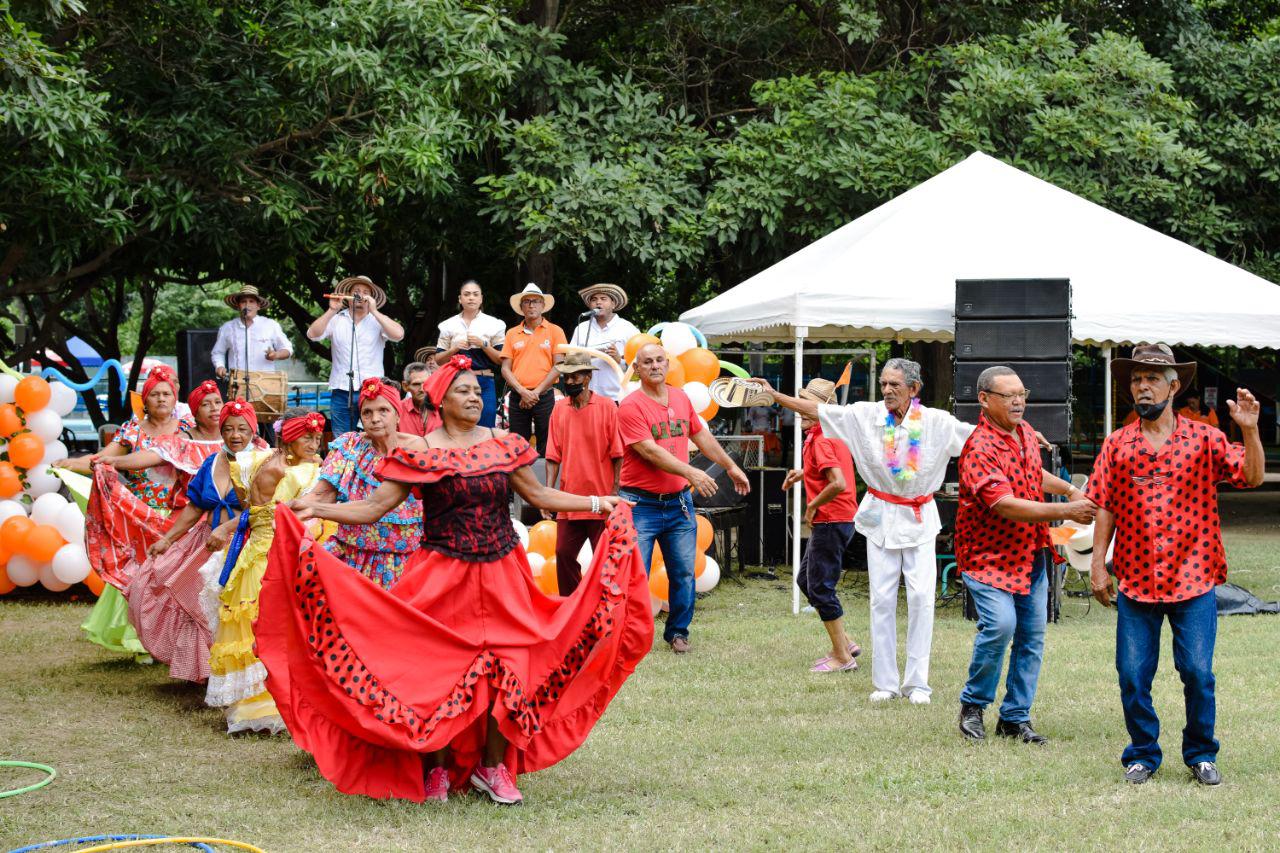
[204,408,327,734]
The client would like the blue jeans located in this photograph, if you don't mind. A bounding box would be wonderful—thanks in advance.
[477,375,497,428]
[959,551,1048,723]
[328,388,358,438]
[621,488,697,643]
[1116,588,1218,770]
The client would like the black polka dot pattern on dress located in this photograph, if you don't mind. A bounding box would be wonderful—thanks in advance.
[1086,417,1249,603]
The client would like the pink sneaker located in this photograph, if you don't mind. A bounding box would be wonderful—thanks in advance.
[471,764,523,805]
[423,766,449,803]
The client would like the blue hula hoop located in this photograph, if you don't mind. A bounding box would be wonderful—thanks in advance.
[8,834,216,853]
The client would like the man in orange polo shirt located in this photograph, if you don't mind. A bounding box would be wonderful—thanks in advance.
[500,283,567,455]
[543,351,623,594]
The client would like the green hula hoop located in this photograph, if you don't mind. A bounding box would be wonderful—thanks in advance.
[0,760,57,798]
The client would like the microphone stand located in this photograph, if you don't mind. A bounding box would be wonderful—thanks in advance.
[346,293,359,434]
[241,306,253,405]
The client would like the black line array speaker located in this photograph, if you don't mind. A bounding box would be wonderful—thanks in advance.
[953,279,1072,444]
[177,329,219,395]
[690,449,748,509]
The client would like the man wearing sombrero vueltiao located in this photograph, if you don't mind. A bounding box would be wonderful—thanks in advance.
[211,284,292,381]
[1086,344,1265,787]
[568,283,640,402]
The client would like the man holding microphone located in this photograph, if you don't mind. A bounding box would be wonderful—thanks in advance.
[569,283,640,401]
[211,284,292,381]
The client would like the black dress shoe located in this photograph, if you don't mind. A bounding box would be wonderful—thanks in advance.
[1191,761,1222,786]
[995,719,1048,745]
[1124,763,1155,784]
[958,703,985,740]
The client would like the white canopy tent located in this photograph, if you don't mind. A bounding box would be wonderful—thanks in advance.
[679,151,1280,611]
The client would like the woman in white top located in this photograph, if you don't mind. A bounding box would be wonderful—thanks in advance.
[434,279,505,427]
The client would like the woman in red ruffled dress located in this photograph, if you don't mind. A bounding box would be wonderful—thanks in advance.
[260,355,654,805]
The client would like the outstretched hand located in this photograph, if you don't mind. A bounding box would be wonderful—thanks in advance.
[1226,388,1260,429]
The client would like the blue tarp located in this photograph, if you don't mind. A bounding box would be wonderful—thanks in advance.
[66,336,103,368]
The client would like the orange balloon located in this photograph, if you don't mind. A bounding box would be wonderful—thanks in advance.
[7,432,44,470]
[535,557,559,595]
[699,401,719,422]
[14,376,52,413]
[0,545,9,566]
[23,524,65,562]
[696,515,713,551]
[527,520,557,558]
[0,462,21,498]
[677,347,720,386]
[649,543,665,571]
[624,333,661,364]
[83,569,105,596]
[0,516,34,553]
[664,356,685,388]
[648,564,669,600]
[695,551,708,579]
[0,566,14,595]
[0,404,22,439]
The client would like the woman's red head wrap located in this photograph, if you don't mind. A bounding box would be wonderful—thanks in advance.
[218,398,258,435]
[188,380,220,413]
[423,354,472,409]
[359,377,402,414]
[280,412,326,444]
[141,365,178,401]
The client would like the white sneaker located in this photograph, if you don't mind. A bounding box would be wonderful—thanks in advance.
[869,690,897,703]
[908,689,931,705]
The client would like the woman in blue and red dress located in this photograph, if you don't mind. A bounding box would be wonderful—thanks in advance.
[260,355,653,805]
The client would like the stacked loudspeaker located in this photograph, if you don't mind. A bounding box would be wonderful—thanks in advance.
[953,279,1072,444]
[176,329,219,396]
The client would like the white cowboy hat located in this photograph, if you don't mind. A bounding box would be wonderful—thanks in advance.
[509,283,555,315]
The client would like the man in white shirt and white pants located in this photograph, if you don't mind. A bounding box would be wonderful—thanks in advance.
[762,358,973,705]
[306,276,405,437]
[568,283,640,401]
[212,284,292,379]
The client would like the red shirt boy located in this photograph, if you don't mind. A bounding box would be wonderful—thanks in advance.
[802,424,858,522]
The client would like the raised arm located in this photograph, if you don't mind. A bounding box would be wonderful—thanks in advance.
[368,303,405,342]
[756,378,820,421]
[293,478,412,525]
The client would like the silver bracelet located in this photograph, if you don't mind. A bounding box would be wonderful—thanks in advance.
[590,495,601,514]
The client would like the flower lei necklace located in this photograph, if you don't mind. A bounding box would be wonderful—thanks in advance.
[883,398,924,481]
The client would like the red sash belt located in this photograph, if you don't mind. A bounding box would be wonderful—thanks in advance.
[866,487,934,522]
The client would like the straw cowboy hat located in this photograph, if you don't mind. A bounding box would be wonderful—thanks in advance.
[798,377,838,405]
[224,284,269,311]
[554,350,596,375]
[578,282,628,312]
[335,275,387,309]
[509,283,555,315]
[1110,343,1195,401]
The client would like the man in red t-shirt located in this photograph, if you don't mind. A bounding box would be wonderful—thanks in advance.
[1087,345,1264,786]
[618,344,750,653]
[544,352,623,594]
[398,359,438,437]
[955,366,1095,744]
[780,378,862,674]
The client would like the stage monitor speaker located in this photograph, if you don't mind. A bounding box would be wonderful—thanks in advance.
[954,319,1071,361]
[177,329,219,395]
[954,403,1070,444]
[691,449,748,509]
[954,361,1071,402]
[955,278,1070,319]
[742,468,788,566]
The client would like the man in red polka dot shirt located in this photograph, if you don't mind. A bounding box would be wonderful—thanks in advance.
[955,367,1097,745]
[1087,344,1265,787]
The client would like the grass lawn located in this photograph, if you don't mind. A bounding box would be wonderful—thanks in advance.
[2,493,1278,852]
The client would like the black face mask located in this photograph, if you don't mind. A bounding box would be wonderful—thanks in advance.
[1135,400,1170,421]
[562,380,586,397]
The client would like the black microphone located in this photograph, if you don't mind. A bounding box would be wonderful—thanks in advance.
[241,306,250,319]
[579,308,599,320]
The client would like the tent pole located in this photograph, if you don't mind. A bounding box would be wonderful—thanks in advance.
[792,327,807,615]
[870,351,877,402]
[1103,345,1113,434]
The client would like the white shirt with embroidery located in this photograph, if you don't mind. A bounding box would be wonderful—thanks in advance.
[569,314,641,400]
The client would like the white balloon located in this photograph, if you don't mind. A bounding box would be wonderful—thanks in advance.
[512,518,530,550]
[29,492,67,526]
[6,554,40,586]
[23,464,63,498]
[51,543,92,584]
[0,499,27,525]
[623,381,640,398]
[0,375,16,404]
[577,540,593,576]
[659,323,698,357]
[39,562,71,592]
[526,551,546,576]
[695,556,721,593]
[40,439,69,466]
[54,502,86,544]
[48,382,78,417]
[698,415,710,431]
[25,409,63,443]
[683,381,711,413]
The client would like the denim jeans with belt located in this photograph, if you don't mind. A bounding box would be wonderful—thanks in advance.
[620,487,697,643]
[959,550,1049,723]
[1116,588,1218,770]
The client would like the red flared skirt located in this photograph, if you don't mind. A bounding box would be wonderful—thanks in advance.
[257,503,654,802]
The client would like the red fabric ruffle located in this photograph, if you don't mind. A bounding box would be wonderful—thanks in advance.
[257,501,653,802]
[375,434,538,485]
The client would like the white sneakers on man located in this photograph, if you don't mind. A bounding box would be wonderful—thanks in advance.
[869,690,897,702]
[870,689,932,704]
[908,689,931,705]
